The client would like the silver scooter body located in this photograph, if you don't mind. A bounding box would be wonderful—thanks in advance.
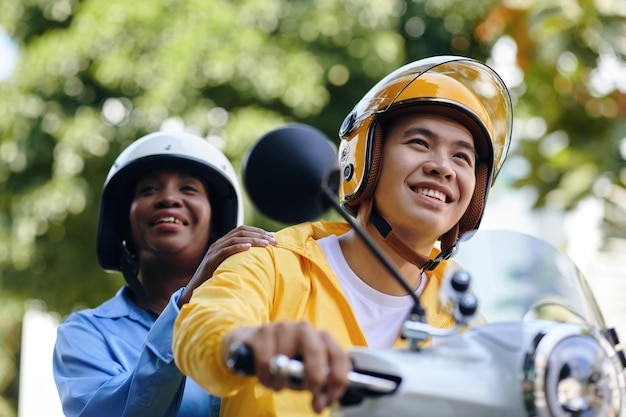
[337,230,626,417]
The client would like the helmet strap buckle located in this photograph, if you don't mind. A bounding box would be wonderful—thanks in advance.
[368,206,433,270]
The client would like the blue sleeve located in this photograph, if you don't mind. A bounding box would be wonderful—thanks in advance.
[52,290,188,417]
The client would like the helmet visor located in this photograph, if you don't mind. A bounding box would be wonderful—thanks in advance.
[350,56,513,176]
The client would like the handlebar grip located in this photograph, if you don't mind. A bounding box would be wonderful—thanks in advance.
[226,342,256,375]
[225,343,398,403]
[268,354,398,394]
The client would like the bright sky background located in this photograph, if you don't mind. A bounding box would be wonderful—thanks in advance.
[0,26,18,80]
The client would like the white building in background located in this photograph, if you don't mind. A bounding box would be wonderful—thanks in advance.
[18,301,64,417]
[482,187,626,341]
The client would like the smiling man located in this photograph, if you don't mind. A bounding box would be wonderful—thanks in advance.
[372,112,478,290]
[173,55,514,417]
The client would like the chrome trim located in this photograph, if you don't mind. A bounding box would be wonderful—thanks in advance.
[523,323,625,417]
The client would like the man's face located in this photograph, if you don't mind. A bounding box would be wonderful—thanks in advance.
[374,113,477,248]
[128,168,212,265]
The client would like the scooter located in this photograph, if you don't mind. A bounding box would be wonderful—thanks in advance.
[237,123,626,416]
[336,228,626,416]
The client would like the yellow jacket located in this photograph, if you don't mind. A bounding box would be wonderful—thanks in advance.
[173,221,453,417]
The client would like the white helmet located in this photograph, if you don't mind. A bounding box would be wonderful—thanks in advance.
[97,131,243,273]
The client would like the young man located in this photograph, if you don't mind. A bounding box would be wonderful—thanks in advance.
[173,55,513,416]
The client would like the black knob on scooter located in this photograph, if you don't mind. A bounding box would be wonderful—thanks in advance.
[458,292,478,317]
[451,270,471,293]
[226,343,255,376]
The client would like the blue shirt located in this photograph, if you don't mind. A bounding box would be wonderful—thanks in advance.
[53,286,220,417]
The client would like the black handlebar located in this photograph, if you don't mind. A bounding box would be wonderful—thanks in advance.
[225,342,400,406]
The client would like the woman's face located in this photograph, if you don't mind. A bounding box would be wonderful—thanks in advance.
[128,169,212,266]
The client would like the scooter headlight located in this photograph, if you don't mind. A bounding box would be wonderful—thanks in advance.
[525,325,625,417]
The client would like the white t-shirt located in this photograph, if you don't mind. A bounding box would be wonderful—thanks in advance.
[317,234,427,348]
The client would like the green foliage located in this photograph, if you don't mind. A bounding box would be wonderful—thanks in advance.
[506,0,626,209]
[0,0,415,313]
[1,0,626,316]
[0,296,23,417]
[1,0,625,312]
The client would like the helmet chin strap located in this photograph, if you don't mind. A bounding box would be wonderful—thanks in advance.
[363,200,457,273]
[120,240,158,317]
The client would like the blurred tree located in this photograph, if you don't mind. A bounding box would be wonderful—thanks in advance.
[0,0,625,316]
[1,0,626,413]
[0,0,422,314]
[0,0,625,324]
[0,298,22,417]
[499,1,626,211]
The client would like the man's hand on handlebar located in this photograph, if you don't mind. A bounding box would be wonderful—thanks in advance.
[223,322,352,413]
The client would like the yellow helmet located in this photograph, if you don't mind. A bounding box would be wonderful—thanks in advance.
[338,56,512,255]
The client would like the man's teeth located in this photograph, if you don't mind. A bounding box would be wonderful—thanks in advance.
[156,217,182,224]
[417,188,446,202]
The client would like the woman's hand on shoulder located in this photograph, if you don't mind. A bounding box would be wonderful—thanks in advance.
[179,226,276,306]
[206,225,277,270]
